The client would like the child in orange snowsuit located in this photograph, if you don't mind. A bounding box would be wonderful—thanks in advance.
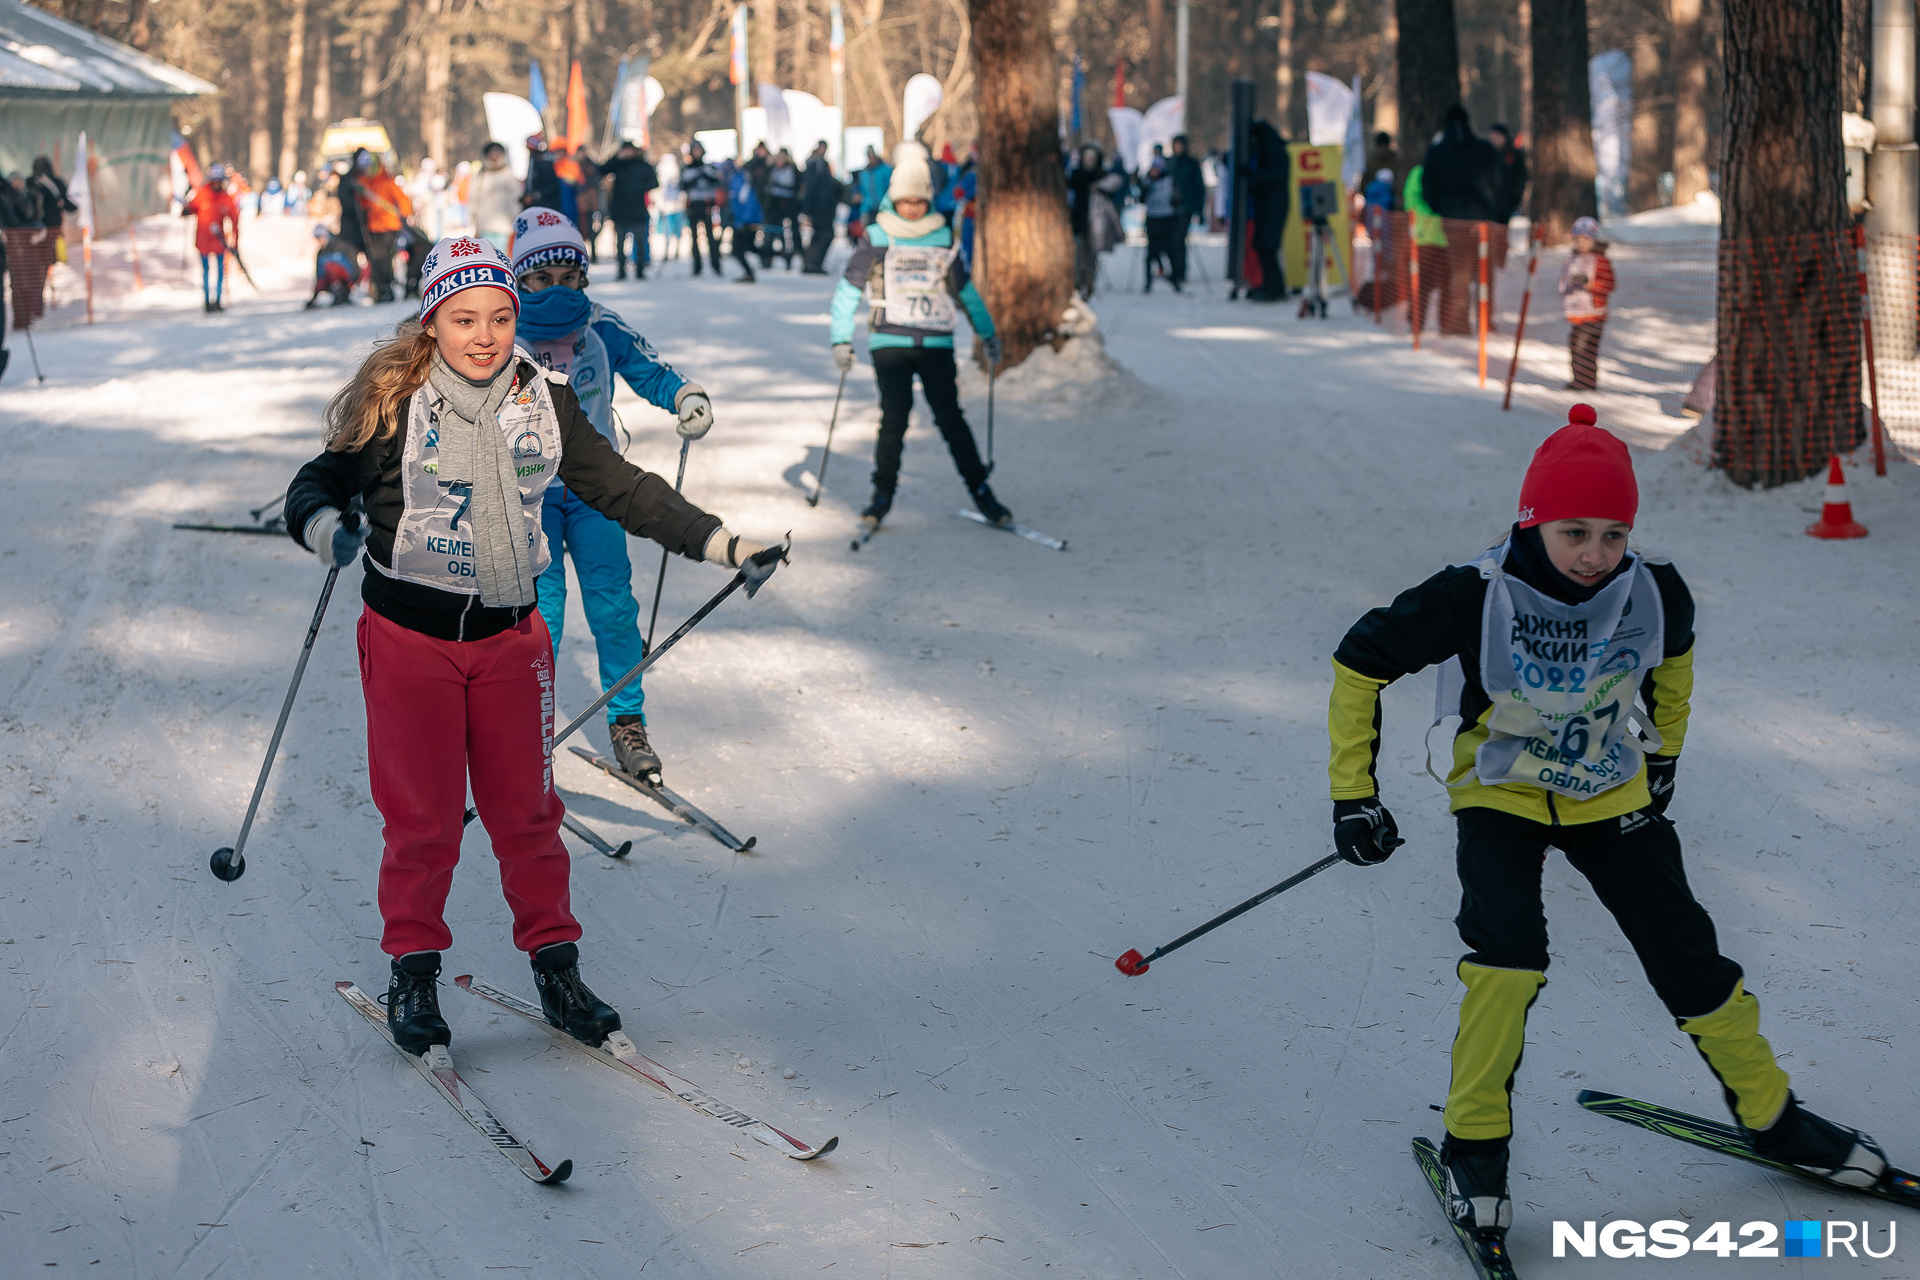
[1559,215,1615,391]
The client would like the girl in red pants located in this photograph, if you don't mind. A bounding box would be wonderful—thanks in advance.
[285,236,771,1056]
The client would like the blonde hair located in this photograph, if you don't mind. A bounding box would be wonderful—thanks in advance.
[324,319,438,451]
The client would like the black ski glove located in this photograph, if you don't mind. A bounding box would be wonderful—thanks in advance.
[1644,754,1677,816]
[1333,797,1403,866]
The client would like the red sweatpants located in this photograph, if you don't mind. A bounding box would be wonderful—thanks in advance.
[357,606,580,958]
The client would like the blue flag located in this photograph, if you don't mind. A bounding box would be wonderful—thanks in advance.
[1071,50,1084,137]
[529,59,548,116]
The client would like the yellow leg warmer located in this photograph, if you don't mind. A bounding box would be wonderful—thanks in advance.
[1679,981,1791,1130]
[1444,962,1547,1141]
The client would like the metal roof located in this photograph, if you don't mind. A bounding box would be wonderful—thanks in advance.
[0,0,215,97]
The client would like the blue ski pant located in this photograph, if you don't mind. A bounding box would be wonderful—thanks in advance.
[537,485,646,722]
[200,252,226,306]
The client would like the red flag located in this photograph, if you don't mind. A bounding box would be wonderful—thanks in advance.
[1113,59,1127,108]
[565,60,591,152]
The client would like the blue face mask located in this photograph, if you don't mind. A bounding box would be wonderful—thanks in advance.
[514,283,592,341]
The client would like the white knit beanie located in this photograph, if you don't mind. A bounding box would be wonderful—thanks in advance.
[888,160,933,202]
[509,208,590,278]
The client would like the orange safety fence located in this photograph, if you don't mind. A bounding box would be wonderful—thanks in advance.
[1348,214,1920,480]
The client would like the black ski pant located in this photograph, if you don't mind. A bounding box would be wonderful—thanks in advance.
[802,211,835,271]
[364,230,398,299]
[870,345,988,498]
[1455,806,1742,1020]
[686,200,722,272]
[1144,214,1185,286]
[730,222,759,279]
[1569,319,1606,390]
[614,217,649,276]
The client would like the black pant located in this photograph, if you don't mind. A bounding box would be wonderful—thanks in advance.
[614,218,648,276]
[730,222,758,278]
[1570,319,1605,389]
[762,197,798,263]
[364,230,397,298]
[802,211,835,271]
[686,200,722,272]
[1144,214,1185,286]
[870,346,988,496]
[1252,245,1285,299]
[1454,806,1742,1019]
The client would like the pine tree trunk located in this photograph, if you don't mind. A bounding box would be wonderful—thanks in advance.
[1147,0,1166,102]
[279,0,309,181]
[1669,0,1709,204]
[311,10,331,135]
[1627,29,1664,211]
[359,30,380,118]
[969,0,1074,370]
[1528,0,1598,244]
[422,0,452,164]
[1713,0,1860,487]
[1276,0,1296,133]
[1394,0,1460,182]
[250,18,276,183]
[1374,0,1400,141]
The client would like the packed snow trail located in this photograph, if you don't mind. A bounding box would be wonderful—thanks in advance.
[1,239,1916,1277]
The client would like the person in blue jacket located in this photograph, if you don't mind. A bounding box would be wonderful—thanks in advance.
[829,158,1008,532]
[511,208,717,783]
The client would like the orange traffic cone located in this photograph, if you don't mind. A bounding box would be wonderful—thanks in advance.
[1806,455,1868,539]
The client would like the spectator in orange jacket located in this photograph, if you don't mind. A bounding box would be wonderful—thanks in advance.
[181,163,240,313]
[354,149,412,303]
[1559,216,1615,391]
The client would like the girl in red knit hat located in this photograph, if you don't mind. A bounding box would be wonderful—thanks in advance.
[1323,406,1909,1270]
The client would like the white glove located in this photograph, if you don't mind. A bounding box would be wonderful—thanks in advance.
[832,343,855,372]
[703,526,766,568]
[674,383,714,439]
[304,507,367,570]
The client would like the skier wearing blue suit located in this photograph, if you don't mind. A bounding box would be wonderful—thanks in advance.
[828,154,1009,533]
[511,209,717,783]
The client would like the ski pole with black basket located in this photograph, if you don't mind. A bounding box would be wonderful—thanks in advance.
[808,368,848,507]
[209,499,363,882]
[1112,817,1403,975]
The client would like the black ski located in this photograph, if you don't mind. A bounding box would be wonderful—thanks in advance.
[1578,1090,1920,1208]
[1412,1137,1520,1279]
[957,509,1067,551]
[455,975,837,1160]
[461,805,632,859]
[172,519,287,536]
[568,746,757,852]
[335,981,572,1184]
[850,517,879,551]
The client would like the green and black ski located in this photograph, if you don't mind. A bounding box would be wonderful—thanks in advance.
[1412,1137,1520,1279]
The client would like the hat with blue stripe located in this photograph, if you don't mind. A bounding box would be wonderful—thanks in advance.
[510,208,590,278]
[418,236,518,323]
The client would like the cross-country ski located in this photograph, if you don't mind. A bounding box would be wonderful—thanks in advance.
[9,23,1920,1272]
[568,745,757,851]
[335,981,573,1185]
[456,975,838,1160]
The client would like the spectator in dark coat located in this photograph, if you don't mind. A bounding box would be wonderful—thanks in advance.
[1247,121,1291,301]
[1365,132,1398,185]
[800,141,840,274]
[29,157,77,230]
[601,141,658,279]
[1420,105,1501,334]
[521,136,563,211]
[1168,134,1206,231]
[1487,123,1530,224]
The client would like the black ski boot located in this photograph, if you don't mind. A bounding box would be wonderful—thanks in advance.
[1751,1095,1890,1190]
[610,715,662,784]
[530,942,622,1047]
[386,951,452,1057]
[860,488,893,532]
[970,481,1013,528]
[1441,1134,1515,1269]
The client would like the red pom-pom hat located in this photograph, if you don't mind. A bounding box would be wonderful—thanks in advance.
[1515,404,1638,529]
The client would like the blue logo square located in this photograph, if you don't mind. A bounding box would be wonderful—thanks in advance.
[1784,1220,1822,1258]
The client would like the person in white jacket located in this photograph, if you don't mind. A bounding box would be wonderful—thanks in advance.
[471,143,522,251]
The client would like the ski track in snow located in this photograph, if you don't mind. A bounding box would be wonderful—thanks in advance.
[1,236,1916,1277]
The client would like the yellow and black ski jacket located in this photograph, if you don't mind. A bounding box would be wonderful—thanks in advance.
[1328,534,1696,826]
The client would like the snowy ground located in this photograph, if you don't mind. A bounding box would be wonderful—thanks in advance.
[3,233,1917,1278]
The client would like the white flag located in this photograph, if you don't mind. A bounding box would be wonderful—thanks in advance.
[71,131,94,232]
[1304,72,1353,147]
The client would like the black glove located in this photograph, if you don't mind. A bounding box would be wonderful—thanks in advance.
[1644,755,1677,816]
[1333,798,1403,867]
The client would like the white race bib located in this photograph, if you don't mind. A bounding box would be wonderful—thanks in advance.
[881,245,958,332]
[1468,543,1664,798]
[376,354,564,595]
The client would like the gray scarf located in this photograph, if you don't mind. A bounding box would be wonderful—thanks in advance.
[427,351,537,608]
